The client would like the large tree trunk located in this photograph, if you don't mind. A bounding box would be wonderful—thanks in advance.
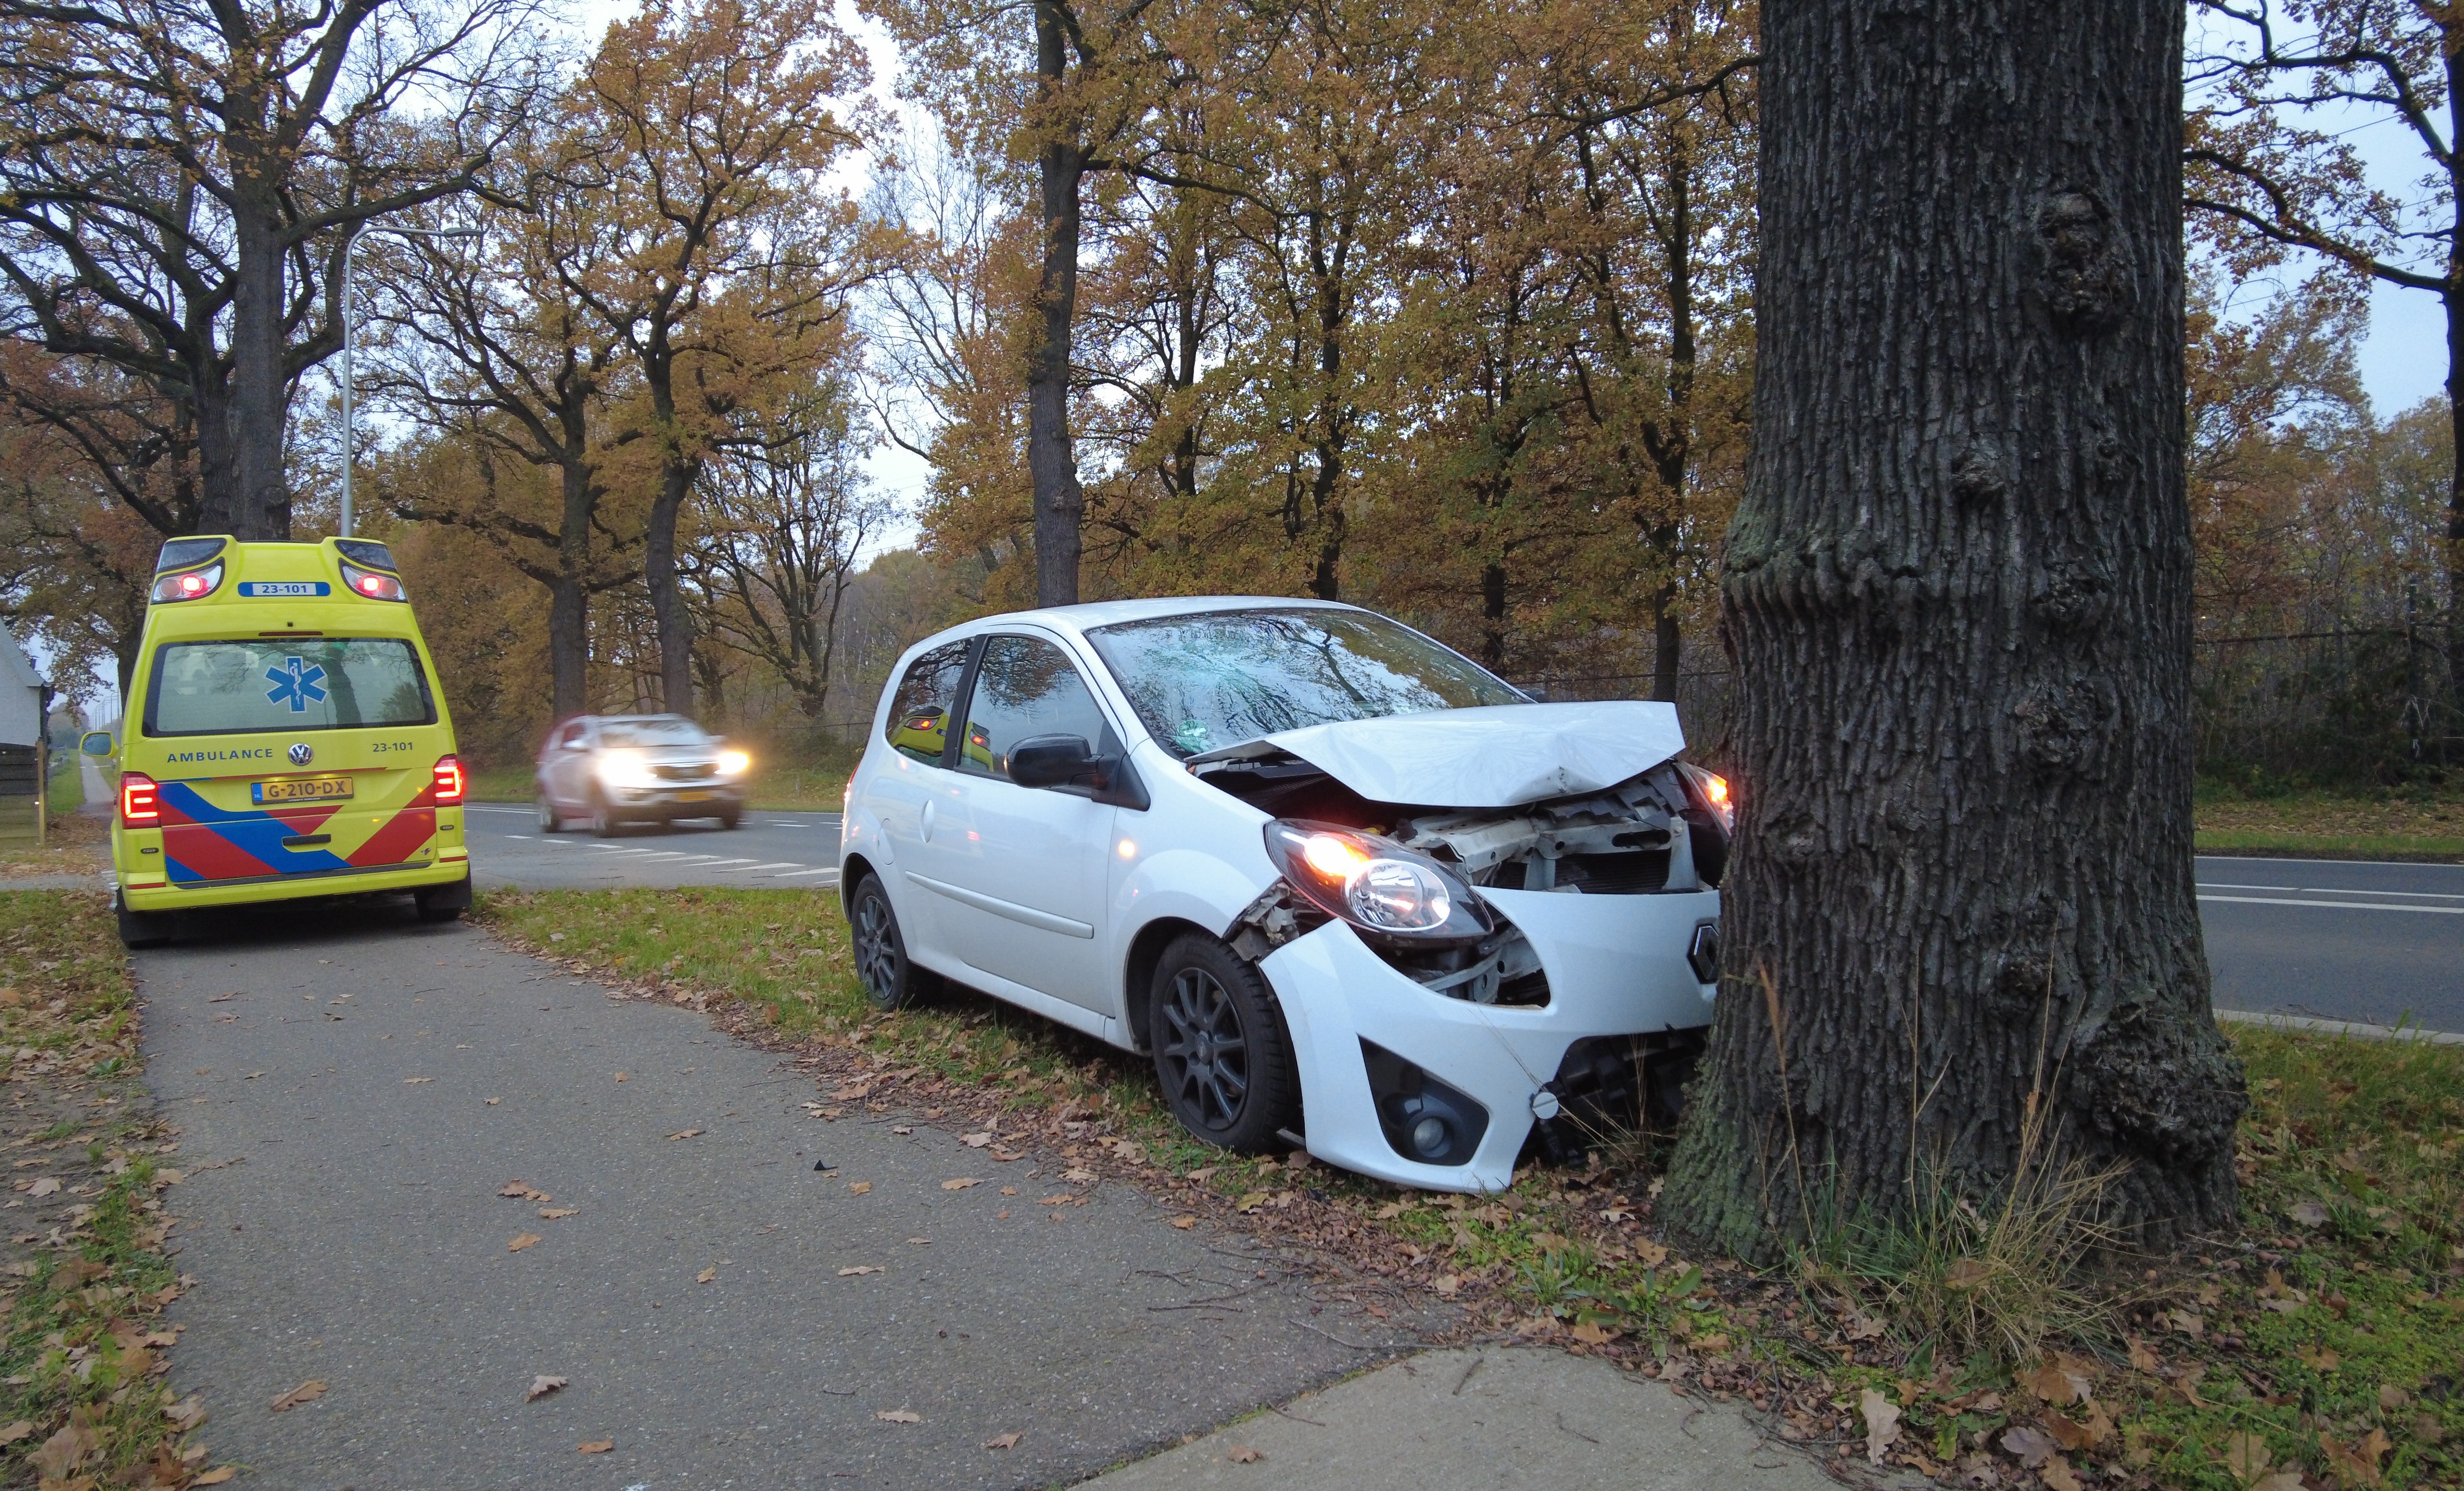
[217,181,291,540]
[1666,0,2245,1258]
[1027,0,1086,609]
[645,457,696,714]
[549,454,594,721]
[2442,283,2462,713]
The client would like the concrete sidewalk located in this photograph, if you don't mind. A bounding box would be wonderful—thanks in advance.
[138,903,1422,1489]
[1083,1347,1843,1490]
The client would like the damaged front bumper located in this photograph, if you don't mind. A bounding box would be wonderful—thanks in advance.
[1259,885,1718,1192]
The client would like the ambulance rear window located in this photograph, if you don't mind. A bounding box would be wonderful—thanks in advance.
[144,638,438,736]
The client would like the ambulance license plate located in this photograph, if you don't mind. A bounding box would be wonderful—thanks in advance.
[254,777,354,805]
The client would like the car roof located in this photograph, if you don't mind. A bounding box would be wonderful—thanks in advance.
[947,595,1360,638]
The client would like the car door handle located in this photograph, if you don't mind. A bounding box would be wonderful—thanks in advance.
[921,800,935,842]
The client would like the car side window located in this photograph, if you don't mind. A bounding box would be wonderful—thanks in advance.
[556,722,584,750]
[956,636,1113,782]
[884,640,971,765]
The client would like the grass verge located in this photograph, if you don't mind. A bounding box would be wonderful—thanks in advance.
[0,892,227,1489]
[481,886,2464,1490]
[2196,782,2464,861]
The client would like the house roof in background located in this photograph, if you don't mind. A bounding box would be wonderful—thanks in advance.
[0,623,39,694]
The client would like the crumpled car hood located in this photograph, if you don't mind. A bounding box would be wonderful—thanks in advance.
[1186,701,1686,808]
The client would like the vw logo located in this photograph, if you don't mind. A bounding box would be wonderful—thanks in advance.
[288,743,314,766]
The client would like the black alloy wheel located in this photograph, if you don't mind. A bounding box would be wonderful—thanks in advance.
[1150,934,1298,1152]
[849,874,928,1010]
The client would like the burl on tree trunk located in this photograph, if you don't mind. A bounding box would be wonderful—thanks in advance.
[1665,0,2246,1258]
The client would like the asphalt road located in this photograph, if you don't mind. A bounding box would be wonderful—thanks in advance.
[138,903,1416,1490]
[457,815,2463,1034]
[456,814,2457,1029]
[463,802,845,892]
[2199,855,2464,1034]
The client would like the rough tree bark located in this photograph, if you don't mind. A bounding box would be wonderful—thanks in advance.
[1665,0,2246,1257]
[1028,0,1088,609]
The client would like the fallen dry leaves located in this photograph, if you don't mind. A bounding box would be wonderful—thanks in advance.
[508,1232,543,1252]
[1859,1386,1901,1465]
[192,1467,239,1485]
[666,1128,703,1140]
[579,1438,613,1454]
[942,1177,981,1190]
[985,1431,1022,1449]
[696,1266,718,1284]
[838,1265,883,1276]
[2321,1426,2392,1488]
[526,1374,567,1402]
[875,1409,922,1424]
[270,1379,328,1411]
[499,1181,549,1201]
[539,1206,580,1220]
[1227,1445,1265,1463]
[847,1180,872,1194]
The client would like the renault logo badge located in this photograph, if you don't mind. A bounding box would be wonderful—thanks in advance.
[288,742,314,766]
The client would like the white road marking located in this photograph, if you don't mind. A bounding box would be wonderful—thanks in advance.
[694,858,760,868]
[503,833,532,840]
[465,805,531,814]
[720,862,804,873]
[2199,894,2464,915]
[2200,882,2464,901]
[769,868,839,879]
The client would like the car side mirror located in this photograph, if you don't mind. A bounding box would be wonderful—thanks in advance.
[79,731,114,758]
[1008,734,1096,789]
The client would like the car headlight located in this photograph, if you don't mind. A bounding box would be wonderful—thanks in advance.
[598,748,653,788]
[1263,820,1493,942]
[1675,761,1733,833]
[717,750,750,777]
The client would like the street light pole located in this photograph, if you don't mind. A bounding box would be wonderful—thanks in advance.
[339,224,479,538]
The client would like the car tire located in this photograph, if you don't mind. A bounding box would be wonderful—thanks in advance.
[115,891,172,950]
[589,791,621,838]
[1150,934,1300,1154]
[414,874,473,924]
[848,873,930,1011]
[718,808,741,830]
[536,793,560,833]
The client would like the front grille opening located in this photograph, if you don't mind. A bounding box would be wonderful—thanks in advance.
[1558,849,1670,894]
[1527,1032,1704,1165]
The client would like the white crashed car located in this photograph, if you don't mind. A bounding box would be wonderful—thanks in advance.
[839,598,1730,1193]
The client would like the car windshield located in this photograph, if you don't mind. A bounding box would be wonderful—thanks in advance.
[600,719,708,748]
[145,638,436,737]
[1084,608,1526,757]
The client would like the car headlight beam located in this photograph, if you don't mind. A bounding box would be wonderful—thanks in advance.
[717,749,750,777]
[598,748,654,789]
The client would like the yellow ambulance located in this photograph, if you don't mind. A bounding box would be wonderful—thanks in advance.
[82,536,471,947]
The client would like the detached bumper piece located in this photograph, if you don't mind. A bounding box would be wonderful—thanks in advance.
[1360,1039,1489,1165]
